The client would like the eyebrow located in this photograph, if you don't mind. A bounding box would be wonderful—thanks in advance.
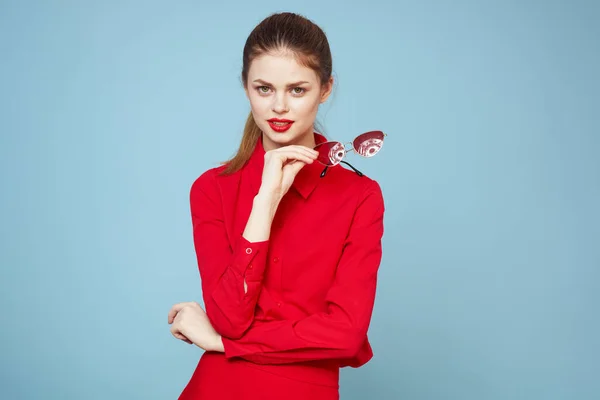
[253,79,310,87]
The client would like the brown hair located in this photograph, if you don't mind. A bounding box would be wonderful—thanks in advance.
[221,12,333,174]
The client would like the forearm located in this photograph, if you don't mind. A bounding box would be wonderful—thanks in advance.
[197,192,279,338]
[242,191,280,242]
[221,311,371,364]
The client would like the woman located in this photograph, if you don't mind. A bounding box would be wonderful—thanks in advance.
[168,12,385,400]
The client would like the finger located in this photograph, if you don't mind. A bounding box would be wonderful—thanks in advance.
[174,333,192,345]
[282,156,313,167]
[172,326,193,344]
[168,302,195,323]
[171,324,184,338]
[173,331,190,342]
[168,307,179,324]
[283,144,319,153]
[285,159,308,176]
[287,145,319,157]
[276,150,315,165]
[273,146,318,159]
[282,146,319,159]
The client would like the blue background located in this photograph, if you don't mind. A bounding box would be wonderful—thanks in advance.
[1,1,598,399]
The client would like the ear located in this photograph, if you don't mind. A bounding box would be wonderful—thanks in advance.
[319,76,334,104]
[244,85,250,99]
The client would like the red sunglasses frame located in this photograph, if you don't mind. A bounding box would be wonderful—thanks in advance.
[313,130,387,177]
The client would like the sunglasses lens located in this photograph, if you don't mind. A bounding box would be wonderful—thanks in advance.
[314,141,345,166]
[353,130,385,157]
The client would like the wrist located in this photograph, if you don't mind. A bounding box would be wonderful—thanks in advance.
[214,335,225,353]
[254,191,281,214]
[255,189,280,205]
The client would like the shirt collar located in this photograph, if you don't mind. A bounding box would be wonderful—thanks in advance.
[246,132,328,200]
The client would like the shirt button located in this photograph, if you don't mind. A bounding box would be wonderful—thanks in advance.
[245,248,252,254]
[248,264,253,269]
[277,302,281,307]
[273,257,279,263]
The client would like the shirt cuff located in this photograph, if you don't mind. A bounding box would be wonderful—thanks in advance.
[230,234,269,281]
[221,335,245,359]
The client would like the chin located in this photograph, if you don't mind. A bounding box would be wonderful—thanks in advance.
[261,128,298,146]
[263,125,312,144]
[264,134,294,148]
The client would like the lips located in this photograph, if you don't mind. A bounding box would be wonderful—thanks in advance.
[267,119,294,133]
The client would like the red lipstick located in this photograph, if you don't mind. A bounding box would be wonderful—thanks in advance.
[267,118,294,133]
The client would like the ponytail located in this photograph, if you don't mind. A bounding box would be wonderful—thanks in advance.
[221,112,262,175]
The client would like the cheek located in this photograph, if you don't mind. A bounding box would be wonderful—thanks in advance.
[248,93,270,113]
[291,96,320,116]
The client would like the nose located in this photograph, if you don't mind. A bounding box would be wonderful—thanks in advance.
[271,93,289,114]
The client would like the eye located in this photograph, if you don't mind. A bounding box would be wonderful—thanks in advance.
[257,86,271,94]
[292,87,305,95]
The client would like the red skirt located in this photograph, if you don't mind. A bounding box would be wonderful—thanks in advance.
[179,352,340,400]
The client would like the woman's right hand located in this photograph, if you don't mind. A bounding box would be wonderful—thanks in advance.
[259,145,319,201]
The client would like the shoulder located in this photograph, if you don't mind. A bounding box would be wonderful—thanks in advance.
[329,166,385,211]
[325,167,385,234]
[189,164,229,203]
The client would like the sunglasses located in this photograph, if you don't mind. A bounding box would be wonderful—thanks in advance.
[313,130,387,177]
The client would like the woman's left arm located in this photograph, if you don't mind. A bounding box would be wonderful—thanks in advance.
[220,179,385,364]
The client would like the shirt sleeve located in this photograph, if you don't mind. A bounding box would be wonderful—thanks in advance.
[221,179,385,364]
[190,171,269,339]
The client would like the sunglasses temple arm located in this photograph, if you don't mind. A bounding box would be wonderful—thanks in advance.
[319,161,364,178]
[340,160,364,177]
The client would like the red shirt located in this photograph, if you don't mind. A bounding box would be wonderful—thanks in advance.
[189,132,385,385]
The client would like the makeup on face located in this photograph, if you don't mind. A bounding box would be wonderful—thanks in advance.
[246,54,331,148]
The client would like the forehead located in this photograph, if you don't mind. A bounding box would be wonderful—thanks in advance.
[248,53,319,84]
